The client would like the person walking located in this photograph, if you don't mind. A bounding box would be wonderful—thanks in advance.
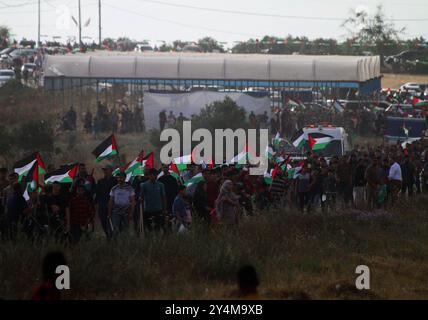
[95,165,117,239]
[67,182,95,244]
[173,185,192,232]
[365,157,382,210]
[108,172,136,237]
[215,180,240,225]
[192,180,211,225]
[388,155,402,205]
[295,167,311,213]
[140,168,167,233]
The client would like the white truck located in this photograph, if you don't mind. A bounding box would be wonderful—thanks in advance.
[302,125,350,157]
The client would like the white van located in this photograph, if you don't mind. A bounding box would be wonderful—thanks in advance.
[301,125,350,157]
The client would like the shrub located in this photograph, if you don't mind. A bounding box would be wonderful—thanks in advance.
[12,120,54,152]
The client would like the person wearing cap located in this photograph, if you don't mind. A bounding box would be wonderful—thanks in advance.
[96,164,117,239]
[140,168,167,233]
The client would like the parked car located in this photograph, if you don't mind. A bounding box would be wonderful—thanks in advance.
[182,45,202,53]
[385,50,428,73]
[0,69,16,87]
[21,63,38,76]
[0,47,15,60]
[9,48,38,59]
[399,82,423,92]
[135,44,154,52]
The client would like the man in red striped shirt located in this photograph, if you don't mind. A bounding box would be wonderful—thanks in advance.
[66,182,94,244]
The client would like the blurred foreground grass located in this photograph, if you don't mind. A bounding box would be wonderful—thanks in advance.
[1,195,428,300]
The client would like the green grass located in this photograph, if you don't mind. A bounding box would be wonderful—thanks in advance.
[2,80,428,300]
[1,196,428,300]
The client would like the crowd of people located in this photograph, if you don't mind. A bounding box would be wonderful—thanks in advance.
[1,138,427,243]
[58,102,145,135]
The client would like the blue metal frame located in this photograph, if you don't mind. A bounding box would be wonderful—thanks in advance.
[43,77,375,91]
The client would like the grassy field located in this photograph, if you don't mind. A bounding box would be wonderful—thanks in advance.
[382,73,428,89]
[1,195,428,300]
[2,75,428,300]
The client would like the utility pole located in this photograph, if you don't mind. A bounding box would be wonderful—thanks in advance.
[98,0,102,49]
[78,0,82,47]
[37,0,41,47]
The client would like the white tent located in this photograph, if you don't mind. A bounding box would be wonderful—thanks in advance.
[43,53,380,83]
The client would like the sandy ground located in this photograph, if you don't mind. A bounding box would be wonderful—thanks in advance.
[382,73,428,89]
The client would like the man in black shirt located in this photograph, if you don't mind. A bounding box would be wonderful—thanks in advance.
[95,165,117,239]
[353,158,367,209]
[401,156,415,197]
[158,165,179,231]
[45,182,70,241]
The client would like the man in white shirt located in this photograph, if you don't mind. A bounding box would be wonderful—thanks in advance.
[388,155,402,205]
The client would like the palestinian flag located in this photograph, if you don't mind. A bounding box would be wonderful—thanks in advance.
[275,156,285,164]
[92,134,118,162]
[169,162,180,180]
[263,165,276,185]
[230,144,256,165]
[403,125,409,137]
[14,152,46,182]
[174,154,192,171]
[415,101,427,108]
[273,132,283,147]
[44,164,78,184]
[401,137,421,149]
[308,133,333,151]
[413,96,427,108]
[157,162,181,181]
[265,145,275,160]
[412,96,420,106]
[184,172,204,187]
[333,100,344,113]
[120,153,145,176]
[142,152,154,169]
[291,129,306,149]
[114,152,154,179]
[264,171,273,185]
[287,160,304,179]
[278,155,291,170]
[285,97,302,108]
[23,161,40,201]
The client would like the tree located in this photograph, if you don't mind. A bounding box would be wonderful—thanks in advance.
[116,37,136,51]
[13,120,54,153]
[342,5,404,60]
[197,37,225,53]
[0,25,10,49]
[172,40,186,51]
[159,43,173,52]
[192,97,248,132]
[102,37,115,50]
[152,97,249,153]
[231,39,259,54]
